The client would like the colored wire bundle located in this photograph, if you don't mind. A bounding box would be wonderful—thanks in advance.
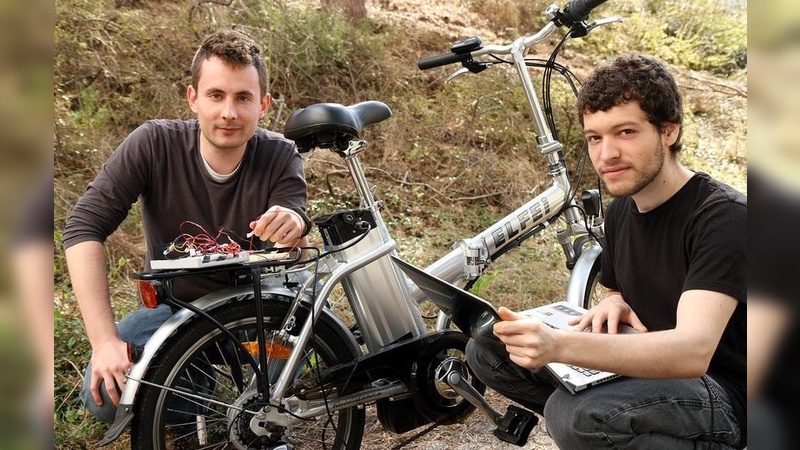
[162,221,245,258]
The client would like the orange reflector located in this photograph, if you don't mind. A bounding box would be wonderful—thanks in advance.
[138,281,160,309]
[243,342,293,359]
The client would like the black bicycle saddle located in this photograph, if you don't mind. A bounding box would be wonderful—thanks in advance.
[284,101,392,152]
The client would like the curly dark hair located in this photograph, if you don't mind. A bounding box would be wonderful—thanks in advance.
[577,54,683,153]
[190,29,268,99]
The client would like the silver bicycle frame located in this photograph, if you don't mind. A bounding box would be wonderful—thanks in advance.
[271,22,605,404]
[413,24,595,295]
[263,14,612,417]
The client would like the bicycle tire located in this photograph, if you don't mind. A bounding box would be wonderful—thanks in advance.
[130,297,364,450]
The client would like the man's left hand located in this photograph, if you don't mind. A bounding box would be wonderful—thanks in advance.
[493,306,560,369]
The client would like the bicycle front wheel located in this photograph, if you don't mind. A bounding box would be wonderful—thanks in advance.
[130,298,364,450]
[582,258,606,310]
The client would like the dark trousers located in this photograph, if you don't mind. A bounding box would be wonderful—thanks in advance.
[466,337,743,449]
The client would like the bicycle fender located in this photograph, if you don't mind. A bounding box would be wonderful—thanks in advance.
[564,242,602,307]
[98,281,303,446]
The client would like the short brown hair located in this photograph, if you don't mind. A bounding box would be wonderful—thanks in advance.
[577,54,684,153]
[191,29,268,98]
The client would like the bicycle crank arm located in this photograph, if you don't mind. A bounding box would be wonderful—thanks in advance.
[445,367,539,446]
[444,368,502,425]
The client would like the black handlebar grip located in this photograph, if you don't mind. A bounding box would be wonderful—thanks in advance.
[418,52,468,71]
[561,0,608,25]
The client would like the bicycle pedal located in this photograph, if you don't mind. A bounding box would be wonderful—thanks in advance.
[492,404,538,447]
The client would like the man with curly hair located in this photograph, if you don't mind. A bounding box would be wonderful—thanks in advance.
[64,29,312,424]
[467,54,746,449]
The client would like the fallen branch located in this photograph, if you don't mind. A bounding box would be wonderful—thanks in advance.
[680,73,747,98]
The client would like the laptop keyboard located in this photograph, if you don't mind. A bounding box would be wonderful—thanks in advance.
[567,365,601,377]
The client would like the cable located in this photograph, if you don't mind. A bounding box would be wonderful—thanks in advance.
[541,32,573,142]
[563,204,604,249]
[162,209,310,260]
[308,252,338,450]
[163,220,245,258]
[297,220,373,264]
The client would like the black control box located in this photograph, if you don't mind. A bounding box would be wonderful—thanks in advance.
[313,209,376,247]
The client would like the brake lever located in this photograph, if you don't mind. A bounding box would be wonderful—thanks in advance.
[585,16,623,33]
[446,67,471,83]
[446,61,490,83]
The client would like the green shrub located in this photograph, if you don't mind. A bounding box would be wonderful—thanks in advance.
[573,0,746,76]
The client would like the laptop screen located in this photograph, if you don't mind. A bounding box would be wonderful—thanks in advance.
[392,256,500,341]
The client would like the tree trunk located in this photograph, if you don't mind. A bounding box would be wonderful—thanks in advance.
[322,0,366,20]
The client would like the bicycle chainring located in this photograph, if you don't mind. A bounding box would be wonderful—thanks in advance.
[408,332,483,425]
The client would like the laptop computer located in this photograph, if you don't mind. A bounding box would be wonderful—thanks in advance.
[392,256,636,394]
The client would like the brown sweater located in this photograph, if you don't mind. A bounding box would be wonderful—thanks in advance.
[64,119,307,298]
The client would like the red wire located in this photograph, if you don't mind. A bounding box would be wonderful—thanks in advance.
[168,210,303,258]
[174,221,244,256]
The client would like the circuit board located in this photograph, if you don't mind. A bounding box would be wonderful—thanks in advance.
[150,251,251,270]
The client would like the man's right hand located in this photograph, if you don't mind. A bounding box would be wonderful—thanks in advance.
[89,339,132,407]
[570,292,648,334]
[66,241,130,406]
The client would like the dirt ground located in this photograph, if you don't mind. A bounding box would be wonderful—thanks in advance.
[360,390,557,449]
[367,0,501,41]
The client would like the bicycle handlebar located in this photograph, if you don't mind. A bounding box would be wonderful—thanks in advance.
[418,52,471,71]
[417,0,608,71]
[559,0,608,26]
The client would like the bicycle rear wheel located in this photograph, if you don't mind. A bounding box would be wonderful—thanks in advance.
[130,298,364,450]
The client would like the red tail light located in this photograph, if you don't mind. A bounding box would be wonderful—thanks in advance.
[138,280,162,309]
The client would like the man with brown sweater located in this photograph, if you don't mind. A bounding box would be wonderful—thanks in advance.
[63,29,311,423]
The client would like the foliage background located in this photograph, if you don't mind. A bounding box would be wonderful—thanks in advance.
[53,0,746,448]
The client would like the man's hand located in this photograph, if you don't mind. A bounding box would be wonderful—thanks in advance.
[249,205,306,246]
[66,241,131,406]
[570,292,648,334]
[492,307,560,369]
[89,339,132,407]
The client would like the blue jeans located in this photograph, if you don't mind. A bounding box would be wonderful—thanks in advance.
[80,304,173,424]
[466,337,743,449]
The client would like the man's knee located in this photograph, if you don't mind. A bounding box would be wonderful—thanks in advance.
[80,366,118,424]
[77,306,173,425]
[117,304,172,345]
[544,388,603,447]
[465,338,504,383]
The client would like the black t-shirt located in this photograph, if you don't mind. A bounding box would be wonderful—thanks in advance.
[601,172,747,430]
